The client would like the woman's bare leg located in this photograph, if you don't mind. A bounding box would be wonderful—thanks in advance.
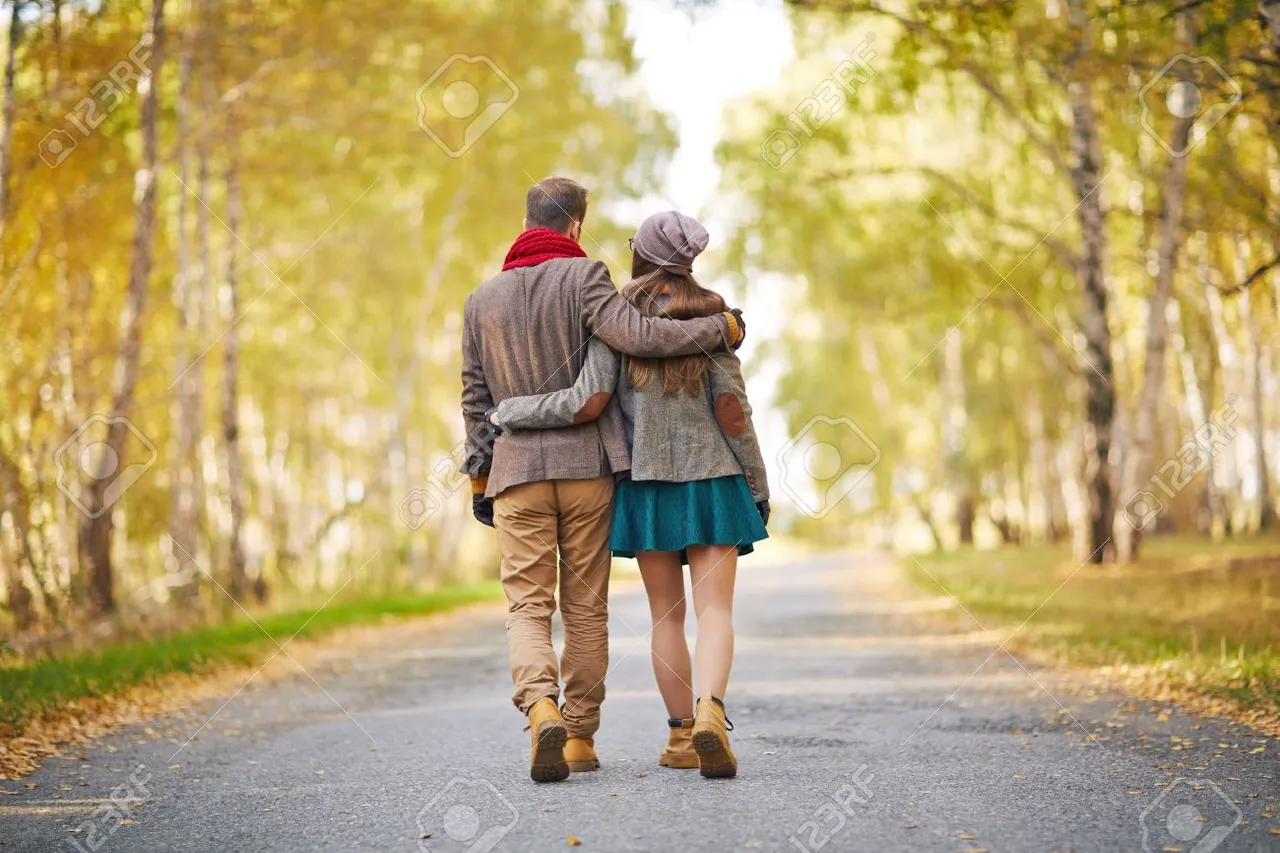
[686,545,738,701]
[636,551,693,719]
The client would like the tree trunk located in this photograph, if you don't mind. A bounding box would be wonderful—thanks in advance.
[941,329,974,544]
[0,0,21,239]
[1203,261,1242,534]
[0,447,36,630]
[1116,14,1196,562]
[169,32,199,602]
[1168,295,1223,538]
[76,0,166,616]
[1067,0,1116,563]
[1238,241,1276,531]
[223,158,247,604]
[1027,388,1055,543]
[189,0,214,574]
[1262,1,1280,136]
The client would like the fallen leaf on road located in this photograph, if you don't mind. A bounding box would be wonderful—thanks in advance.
[119,818,134,826]
[568,835,582,846]
[744,842,762,848]
[903,823,916,830]
[1268,828,1280,836]
[960,833,976,840]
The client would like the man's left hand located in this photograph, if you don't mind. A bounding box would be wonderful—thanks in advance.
[473,494,495,528]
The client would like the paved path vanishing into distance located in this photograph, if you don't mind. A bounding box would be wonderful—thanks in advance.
[2,549,1278,852]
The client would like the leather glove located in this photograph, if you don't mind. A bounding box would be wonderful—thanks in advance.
[485,405,511,436]
[472,493,495,528]
[756,499,770,526]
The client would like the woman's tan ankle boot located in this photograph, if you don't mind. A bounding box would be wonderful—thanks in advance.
[692,697,737,779]
[658,718,698,769]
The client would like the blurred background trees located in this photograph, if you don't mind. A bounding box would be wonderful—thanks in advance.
[0,0,672,642]
[3,0,1280,648]
[718,0,1280,563]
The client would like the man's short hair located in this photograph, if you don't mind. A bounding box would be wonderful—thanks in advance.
[525,176,588,233]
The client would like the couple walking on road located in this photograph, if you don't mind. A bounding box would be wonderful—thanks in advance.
[460,176,769,782]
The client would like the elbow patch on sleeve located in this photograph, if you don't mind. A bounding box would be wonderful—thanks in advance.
[715,393,747,437]
[573,391,613,424]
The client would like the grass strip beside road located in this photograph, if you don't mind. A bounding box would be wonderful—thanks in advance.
[907,537,1280,714]
[0,581,503,736]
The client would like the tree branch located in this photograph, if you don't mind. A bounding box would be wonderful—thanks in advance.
[1220,252,1280,294]
[788,0,1073,179]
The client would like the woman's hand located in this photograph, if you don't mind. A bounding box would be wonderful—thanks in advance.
[756,499,770,526]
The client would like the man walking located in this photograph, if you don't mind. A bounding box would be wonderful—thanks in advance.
[460,176,744,782]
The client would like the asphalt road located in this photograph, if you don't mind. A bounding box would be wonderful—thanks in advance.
[2,550,1278,852]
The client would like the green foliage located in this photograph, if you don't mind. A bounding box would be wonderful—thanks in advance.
[717,1,1279,545]
[0,0,675,630]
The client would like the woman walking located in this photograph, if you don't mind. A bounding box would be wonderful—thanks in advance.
[489,211,769,778]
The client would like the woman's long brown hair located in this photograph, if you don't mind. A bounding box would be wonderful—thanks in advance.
[622,256,727,395]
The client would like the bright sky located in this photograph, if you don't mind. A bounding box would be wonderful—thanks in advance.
[622,0,793,215]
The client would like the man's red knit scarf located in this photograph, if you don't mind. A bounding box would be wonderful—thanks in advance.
[502,227,587,271]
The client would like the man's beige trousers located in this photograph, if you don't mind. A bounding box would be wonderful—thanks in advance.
[493,475,613,738]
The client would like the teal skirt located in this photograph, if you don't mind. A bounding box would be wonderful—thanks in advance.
[610,475,768,561]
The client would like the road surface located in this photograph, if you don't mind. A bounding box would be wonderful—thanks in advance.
[2,550,1278,852]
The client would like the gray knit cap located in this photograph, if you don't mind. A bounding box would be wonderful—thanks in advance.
[631,211,709,276]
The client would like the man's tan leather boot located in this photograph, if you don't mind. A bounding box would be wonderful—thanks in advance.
[527,697,569,783]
